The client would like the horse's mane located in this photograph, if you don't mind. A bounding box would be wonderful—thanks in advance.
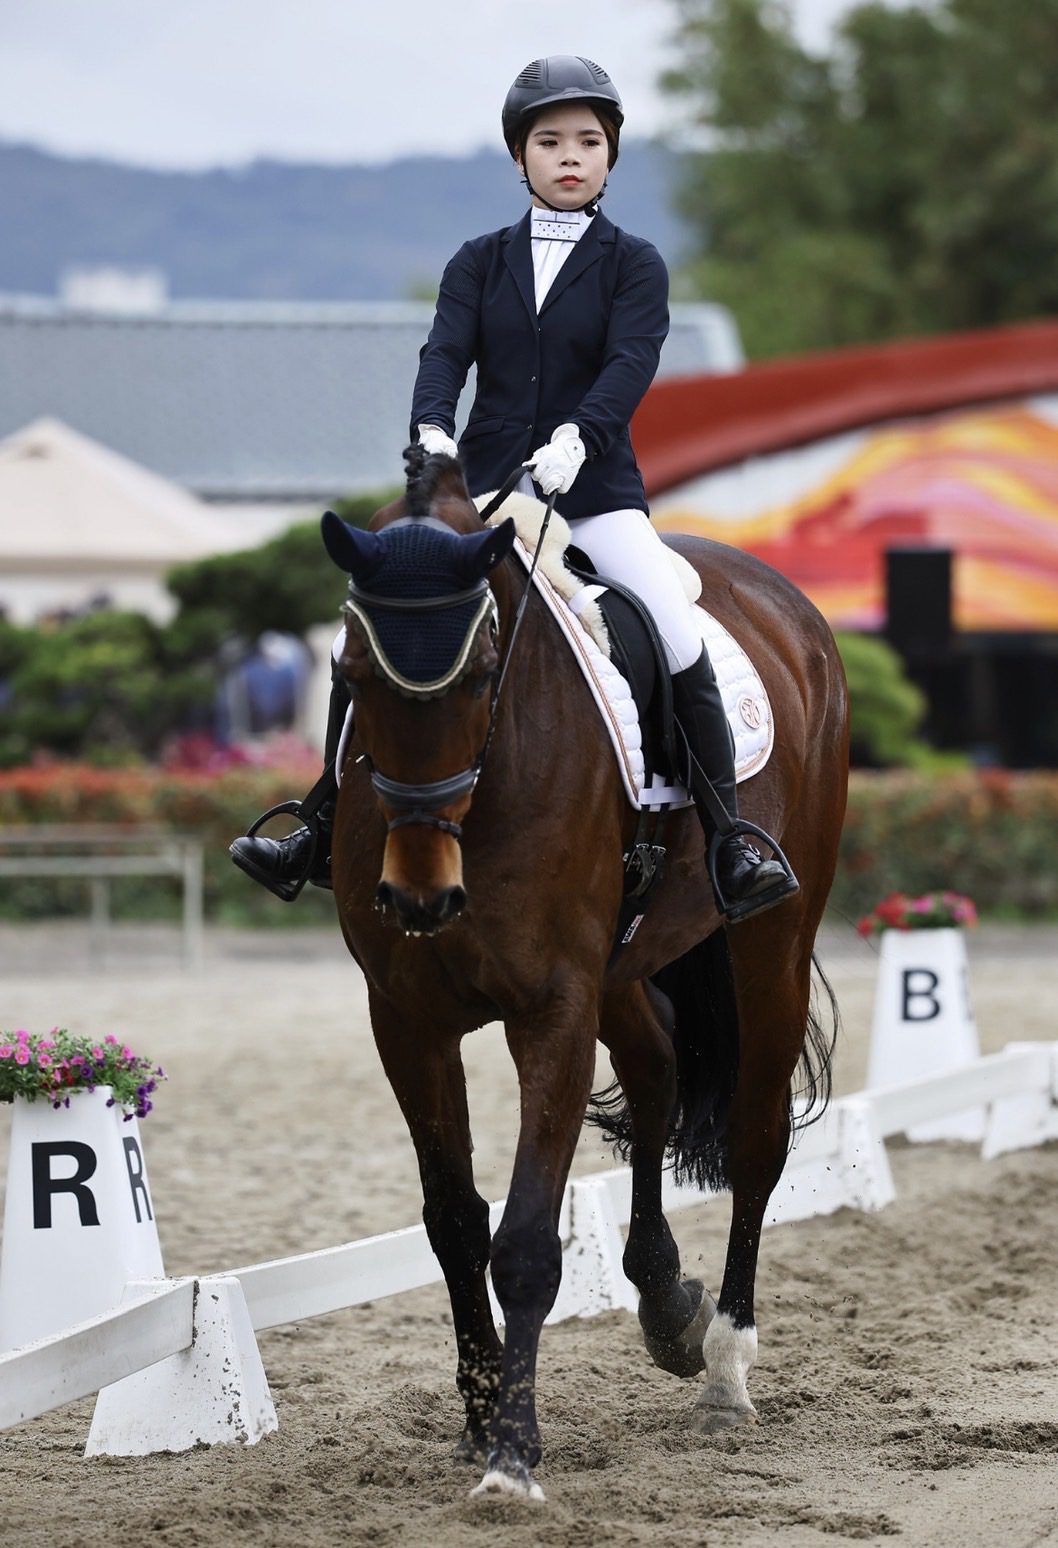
[403,443,463,519]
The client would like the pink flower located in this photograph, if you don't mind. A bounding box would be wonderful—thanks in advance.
[0,1045,12,1059]
[15,1030,30,1043]
[38,1038,55,1050]
[91,1046,104,1060]
[38,1053,52,1068]
[104,1035,118,1046]
[121,1046,134,1060]
[14,1048,30,1066]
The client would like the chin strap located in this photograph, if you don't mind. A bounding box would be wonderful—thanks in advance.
[521,176,607,216]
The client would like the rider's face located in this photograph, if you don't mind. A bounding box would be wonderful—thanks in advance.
[517,105,609,209]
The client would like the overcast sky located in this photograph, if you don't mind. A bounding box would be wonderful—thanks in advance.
[0,0,877,168]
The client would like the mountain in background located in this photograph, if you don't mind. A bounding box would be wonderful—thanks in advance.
[0,139,693,303]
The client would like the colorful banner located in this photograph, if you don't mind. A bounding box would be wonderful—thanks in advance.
[653,404,1058,631]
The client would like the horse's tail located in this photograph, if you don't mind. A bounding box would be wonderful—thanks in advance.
[588,939,838,1192]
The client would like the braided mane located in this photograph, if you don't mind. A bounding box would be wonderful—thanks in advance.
[403,442,464,519]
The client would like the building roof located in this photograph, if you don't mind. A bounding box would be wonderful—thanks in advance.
[0,417,283,571]
[0,297,742,503]
[634,317,1058,494]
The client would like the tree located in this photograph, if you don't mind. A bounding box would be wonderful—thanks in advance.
[165,492,383,642]
[834,630,965,768]
[0,610,213,766]
[663,0,1058,356]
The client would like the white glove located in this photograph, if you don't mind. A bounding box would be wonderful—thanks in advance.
[525,423,586,496]
[417,423,460,460]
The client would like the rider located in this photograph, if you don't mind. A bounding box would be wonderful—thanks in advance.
[232,55,797,924]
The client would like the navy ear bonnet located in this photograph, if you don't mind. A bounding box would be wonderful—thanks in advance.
[321,513,515,696]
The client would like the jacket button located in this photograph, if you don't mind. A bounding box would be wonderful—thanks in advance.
[530,375,536,382]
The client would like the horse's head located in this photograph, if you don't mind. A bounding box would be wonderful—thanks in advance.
[322,449,515,936]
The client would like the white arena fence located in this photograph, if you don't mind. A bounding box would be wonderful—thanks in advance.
[1,1041,1056,1451]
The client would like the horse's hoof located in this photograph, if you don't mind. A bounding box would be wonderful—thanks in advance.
[641,1279,717,1378]
[690,1398,758,1435]
[470,1465,546,1504]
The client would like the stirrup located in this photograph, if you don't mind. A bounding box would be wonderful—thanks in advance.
[230,799,324,903]
[707,820,799,924]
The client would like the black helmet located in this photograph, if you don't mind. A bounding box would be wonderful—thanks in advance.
[502,56,624,165]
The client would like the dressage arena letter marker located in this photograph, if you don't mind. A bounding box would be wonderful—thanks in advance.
[0,1086,165,1351]
[901,968,941,1022]
[32,1142,101,1229]
[867,927,984,1143]
[122,1137,153,1223]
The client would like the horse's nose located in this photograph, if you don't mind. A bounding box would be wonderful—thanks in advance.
[375,882,466,934]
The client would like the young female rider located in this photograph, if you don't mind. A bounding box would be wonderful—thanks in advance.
[232,55,797,923]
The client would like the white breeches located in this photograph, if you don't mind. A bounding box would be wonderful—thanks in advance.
[571,507,704,673]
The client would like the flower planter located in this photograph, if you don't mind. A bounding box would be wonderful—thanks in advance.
[0,1085,164,1350]
[866,926,984,1142]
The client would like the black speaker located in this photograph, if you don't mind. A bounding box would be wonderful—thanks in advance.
[885,547,952,654]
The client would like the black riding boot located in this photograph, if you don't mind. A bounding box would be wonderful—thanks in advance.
[228,675,349,901]
[671,646,799,924]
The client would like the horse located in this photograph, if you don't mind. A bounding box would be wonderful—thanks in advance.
[320,445,849,1503]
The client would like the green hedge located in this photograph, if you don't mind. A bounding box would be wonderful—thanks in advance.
[0,763,335,927]
[832,770,1058,923]
[2,766,1057,926]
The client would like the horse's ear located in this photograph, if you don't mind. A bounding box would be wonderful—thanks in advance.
[320,511,385,581]
[454,518,516,581]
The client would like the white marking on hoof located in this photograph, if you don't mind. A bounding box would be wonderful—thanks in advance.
[471,1468,546,1504]
[693,1312,758,1429]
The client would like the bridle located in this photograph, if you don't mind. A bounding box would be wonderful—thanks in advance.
[345,474,557,841]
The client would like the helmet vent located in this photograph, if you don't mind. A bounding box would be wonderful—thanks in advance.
[515,61,545,87]
[582,59,610,83]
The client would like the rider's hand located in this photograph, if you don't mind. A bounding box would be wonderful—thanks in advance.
[525,423,586,496]
[417,423,460,460]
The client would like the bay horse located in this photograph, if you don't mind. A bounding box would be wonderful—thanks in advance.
[322,447,848,1503]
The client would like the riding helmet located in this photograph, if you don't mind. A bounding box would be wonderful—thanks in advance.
[502,56,624,165]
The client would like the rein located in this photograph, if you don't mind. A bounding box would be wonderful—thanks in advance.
[353,475,557,841]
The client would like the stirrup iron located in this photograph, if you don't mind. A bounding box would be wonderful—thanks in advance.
[232,798,323,903]
[707,819,799,924]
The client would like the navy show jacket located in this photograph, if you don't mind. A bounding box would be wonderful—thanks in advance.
[410,210,669,521]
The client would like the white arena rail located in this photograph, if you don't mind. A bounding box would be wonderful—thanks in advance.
[1,1041,1055,1453]
[0,1279,193,1430]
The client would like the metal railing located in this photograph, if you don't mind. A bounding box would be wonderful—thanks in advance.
[0,825,205,969]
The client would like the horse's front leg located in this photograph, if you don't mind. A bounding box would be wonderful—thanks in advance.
[473,980,599,1503]
[370,992,503,1461]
